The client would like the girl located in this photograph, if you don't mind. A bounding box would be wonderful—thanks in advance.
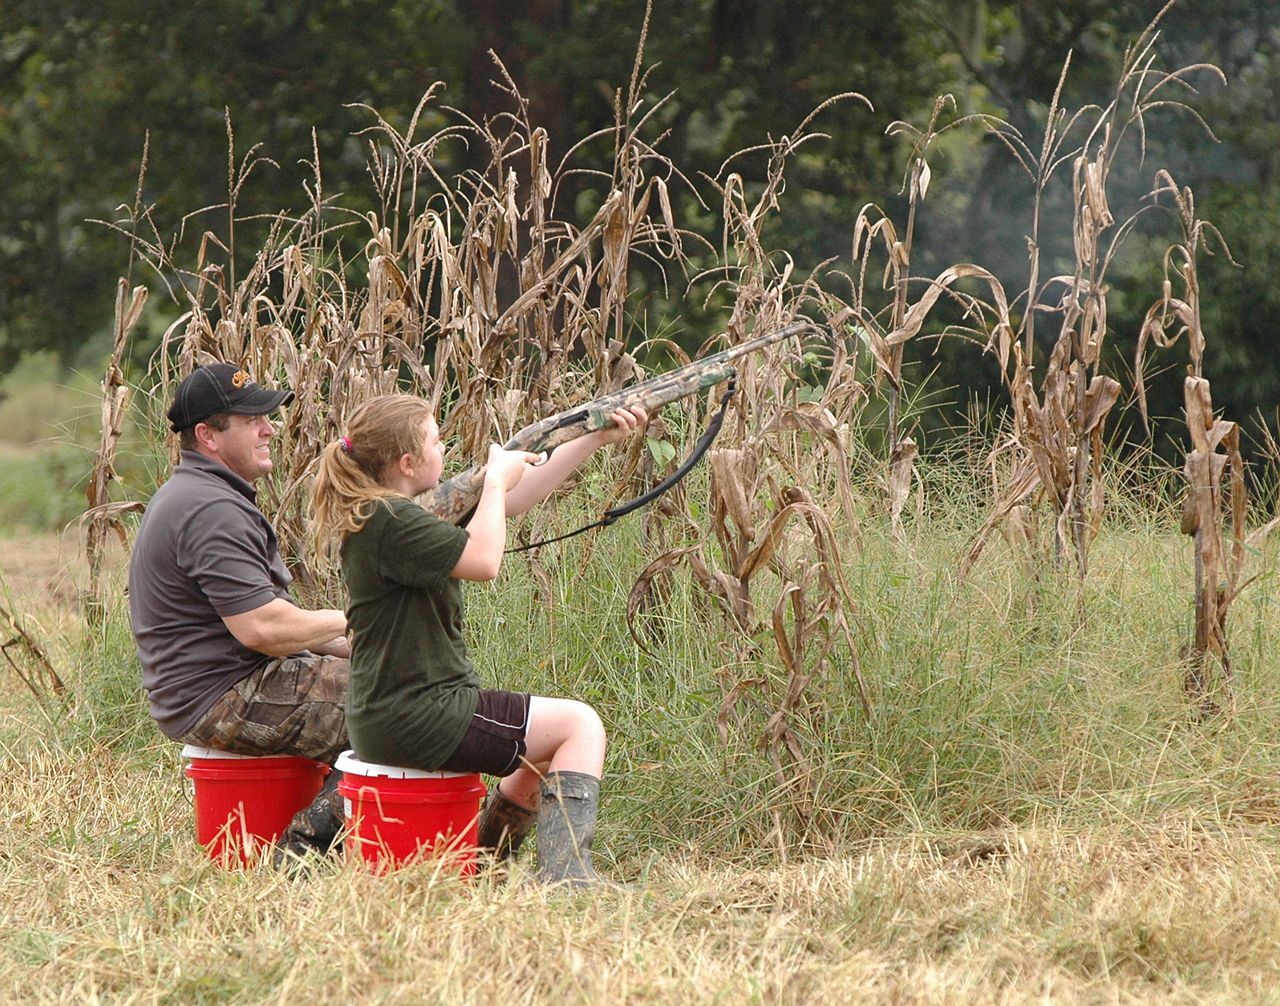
[311,394,645,886]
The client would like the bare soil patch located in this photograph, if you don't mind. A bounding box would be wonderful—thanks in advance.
[0,530,86,612]
[0,527,126,654]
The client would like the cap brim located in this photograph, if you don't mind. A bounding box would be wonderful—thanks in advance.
[224,388,295,416]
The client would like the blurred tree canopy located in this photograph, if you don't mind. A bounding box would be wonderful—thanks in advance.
[2,0,1277,449]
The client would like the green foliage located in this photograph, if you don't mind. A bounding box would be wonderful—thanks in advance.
[0,354,93,531]
[0,350,155,532]
[0,0,472,367]
[1196,184,1280,430]
[5,2,1280,450]
[0,447,87,534]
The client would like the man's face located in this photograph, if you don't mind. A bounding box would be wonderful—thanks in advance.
[201,413,276,482]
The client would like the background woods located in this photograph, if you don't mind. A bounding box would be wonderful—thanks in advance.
[3,1,1280,454]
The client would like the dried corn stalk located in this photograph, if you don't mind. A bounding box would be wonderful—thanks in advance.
[961,24,1219,581]
[696,450,869,814]
[1134,173,1274,716]
[859,95,950,465]
[629,116,872,821]
[617,103,875,825]
[1180,378,1243,715]
[1134,172,1233,405]
[84,279,148,620]
[838,93,1017,535]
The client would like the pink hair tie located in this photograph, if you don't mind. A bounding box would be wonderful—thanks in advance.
[339,436,353,455]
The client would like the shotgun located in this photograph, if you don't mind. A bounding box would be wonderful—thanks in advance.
[421,320,818,524]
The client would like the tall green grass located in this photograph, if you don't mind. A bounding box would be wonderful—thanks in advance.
[0,352,153,535]
[457,462,1280,865]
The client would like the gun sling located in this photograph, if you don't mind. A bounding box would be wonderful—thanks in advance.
[506,375,738,554]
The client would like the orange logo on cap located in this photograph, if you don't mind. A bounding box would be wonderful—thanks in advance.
[232,370,252,388]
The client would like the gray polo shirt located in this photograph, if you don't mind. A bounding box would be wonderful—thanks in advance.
[128,451,296,738]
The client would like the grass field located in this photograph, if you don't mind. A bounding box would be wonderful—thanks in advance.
[4,32,1275,996]
[4,478,1280,1004]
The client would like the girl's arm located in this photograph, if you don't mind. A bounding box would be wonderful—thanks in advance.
[451,445,541,581]
[503,406,647,517]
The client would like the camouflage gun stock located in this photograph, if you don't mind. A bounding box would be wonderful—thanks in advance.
[421,320,817,524]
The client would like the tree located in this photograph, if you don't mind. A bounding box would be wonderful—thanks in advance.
[0,1,467,367]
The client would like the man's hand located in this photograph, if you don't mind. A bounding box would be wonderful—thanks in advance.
[309,635,351,659]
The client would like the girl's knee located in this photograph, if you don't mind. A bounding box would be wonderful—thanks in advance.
[528,695,606,754]
[571,700,606,744]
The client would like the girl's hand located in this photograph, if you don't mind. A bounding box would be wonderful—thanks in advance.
[593,405,648,447]
[483,444,543,491]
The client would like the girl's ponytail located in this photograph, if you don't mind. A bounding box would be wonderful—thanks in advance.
[309,394,437,558]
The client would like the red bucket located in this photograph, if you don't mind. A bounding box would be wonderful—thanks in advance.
[182,745,330,866]
[336,751,486,873]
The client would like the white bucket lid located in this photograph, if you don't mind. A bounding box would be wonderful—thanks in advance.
[181,744,260,760]
[180,744,294,761]
[335,749,472,779]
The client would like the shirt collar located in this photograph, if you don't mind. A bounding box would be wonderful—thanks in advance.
[177,450,258,504]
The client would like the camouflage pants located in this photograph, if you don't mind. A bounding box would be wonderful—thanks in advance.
[180,654,350,855]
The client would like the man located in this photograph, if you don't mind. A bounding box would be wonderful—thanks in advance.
[128,362,350,861]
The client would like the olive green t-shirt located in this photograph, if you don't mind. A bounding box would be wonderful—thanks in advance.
[341,495,478,770]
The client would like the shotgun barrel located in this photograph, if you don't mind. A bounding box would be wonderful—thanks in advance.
[420,320,818,523]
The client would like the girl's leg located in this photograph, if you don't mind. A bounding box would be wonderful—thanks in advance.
[495,695,605,809]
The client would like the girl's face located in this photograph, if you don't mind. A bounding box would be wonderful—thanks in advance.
[413,414,445,491]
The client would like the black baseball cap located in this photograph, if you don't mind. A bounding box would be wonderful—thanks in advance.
[167,362,295,432]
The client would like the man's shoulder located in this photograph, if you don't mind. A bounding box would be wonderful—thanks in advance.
[140,470,273,557]
[153,463,263,516]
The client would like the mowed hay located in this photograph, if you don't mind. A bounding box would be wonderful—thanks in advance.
[5,737,1280,1005]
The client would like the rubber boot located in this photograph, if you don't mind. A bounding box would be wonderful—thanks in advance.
[535,771,604,888]
[476,785,537,862]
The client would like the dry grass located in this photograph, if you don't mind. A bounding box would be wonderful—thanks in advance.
[4,737,1280,1006]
